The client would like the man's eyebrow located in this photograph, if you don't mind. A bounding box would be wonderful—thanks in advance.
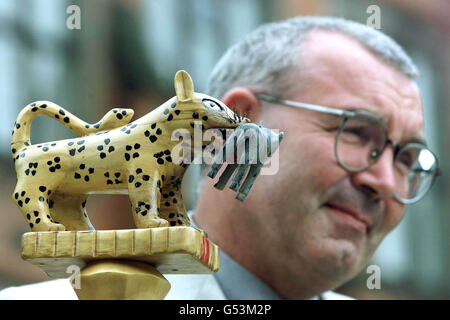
[403,136,428,147]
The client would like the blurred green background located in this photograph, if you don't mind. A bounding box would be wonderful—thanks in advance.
[0,0,449,299]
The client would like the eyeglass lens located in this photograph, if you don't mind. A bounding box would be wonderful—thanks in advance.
[335,114,438,202]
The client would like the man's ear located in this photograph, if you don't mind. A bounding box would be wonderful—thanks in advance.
[174,70,194,101]
[222,88,261,122]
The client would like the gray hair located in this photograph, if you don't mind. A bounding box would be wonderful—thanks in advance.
[207,16,419,99]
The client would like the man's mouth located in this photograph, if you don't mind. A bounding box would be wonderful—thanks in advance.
[324,202,371,233]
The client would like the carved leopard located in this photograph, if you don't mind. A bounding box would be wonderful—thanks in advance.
[11,70,249,231]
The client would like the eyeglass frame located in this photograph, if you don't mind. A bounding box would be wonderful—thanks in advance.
[256,93,441,205]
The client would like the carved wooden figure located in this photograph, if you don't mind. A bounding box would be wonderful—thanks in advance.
[11,70,249,232]
[11,70,250,299]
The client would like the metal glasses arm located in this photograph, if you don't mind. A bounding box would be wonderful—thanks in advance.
[257,94,356,118]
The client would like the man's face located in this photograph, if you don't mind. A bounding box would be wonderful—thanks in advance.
[248,31,424,289]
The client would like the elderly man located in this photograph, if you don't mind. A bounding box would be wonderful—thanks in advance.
[167,16,439,300]
[0,16,439,300]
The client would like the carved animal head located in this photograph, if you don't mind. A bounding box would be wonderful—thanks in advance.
[173,70,250,131]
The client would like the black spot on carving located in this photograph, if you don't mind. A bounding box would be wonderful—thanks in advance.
[39,186,47,192]
[104,172,110,177]
[151,123,156,129]
[80,164,86,170]
[135,182,142,188]
[107,180,113,185]
[114,172,120,178]
[59,109,66,116]
[164,109,169,115]
[140,210,147,216]
[192,112,199,119]
[124,153,130,161]
[77,140,85,145]
[68,141,74,146]
[116,113,123,120]
[25,198,30,204]
[18,200,23,207]
[167,114,173,121]
[97,145,104,151]
[88,168,94,174]
[64,117,70,123]
[149,135,157,143]
[136,168,142,174]
[156,128,162,135]
[43,147,49,152]
[157,158,164,165]
[202,116,208,121]
[84,176,89,182]
[104,139,110,145]
[143,175,149,181]
[134,143,140,149]
[144,130,150,137]
[74,173,81,179]
[175,110,181,115]
[108,146,115,153]
[54,157,60,163]
[35,218,41,224]
[133,153,139,158]
[39,196,45,202]
[128,175,134,183]
[126,145,132,151]
[171,102,177,108]
[165,156,172,162]
[32,107,38,112]
[69,149,76,156]
[16,123,21,129]
[100,152,106,159]
[78,146,85,153]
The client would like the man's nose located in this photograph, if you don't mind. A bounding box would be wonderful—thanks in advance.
[350,146,397,201]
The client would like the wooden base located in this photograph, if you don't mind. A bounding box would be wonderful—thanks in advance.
[74,260,171,300]
[21,227,220,299]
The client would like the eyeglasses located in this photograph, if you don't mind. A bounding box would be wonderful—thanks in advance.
[257,94,440,205]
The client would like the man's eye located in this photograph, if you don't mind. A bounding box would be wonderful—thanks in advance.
[341,127,370,142]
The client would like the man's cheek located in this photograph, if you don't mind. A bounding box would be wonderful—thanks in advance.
[382,201,406,233]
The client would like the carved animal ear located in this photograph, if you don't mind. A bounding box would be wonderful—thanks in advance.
[174,70,194,102]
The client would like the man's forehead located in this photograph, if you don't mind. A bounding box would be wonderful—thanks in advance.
[294,30,425,145]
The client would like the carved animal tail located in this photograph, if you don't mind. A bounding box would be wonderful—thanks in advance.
[11,101,95,159]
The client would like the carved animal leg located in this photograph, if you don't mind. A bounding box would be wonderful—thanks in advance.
[13,183,65,231]
[128,171,168,228]
[159,188,190,227]
[49,193,94,231]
